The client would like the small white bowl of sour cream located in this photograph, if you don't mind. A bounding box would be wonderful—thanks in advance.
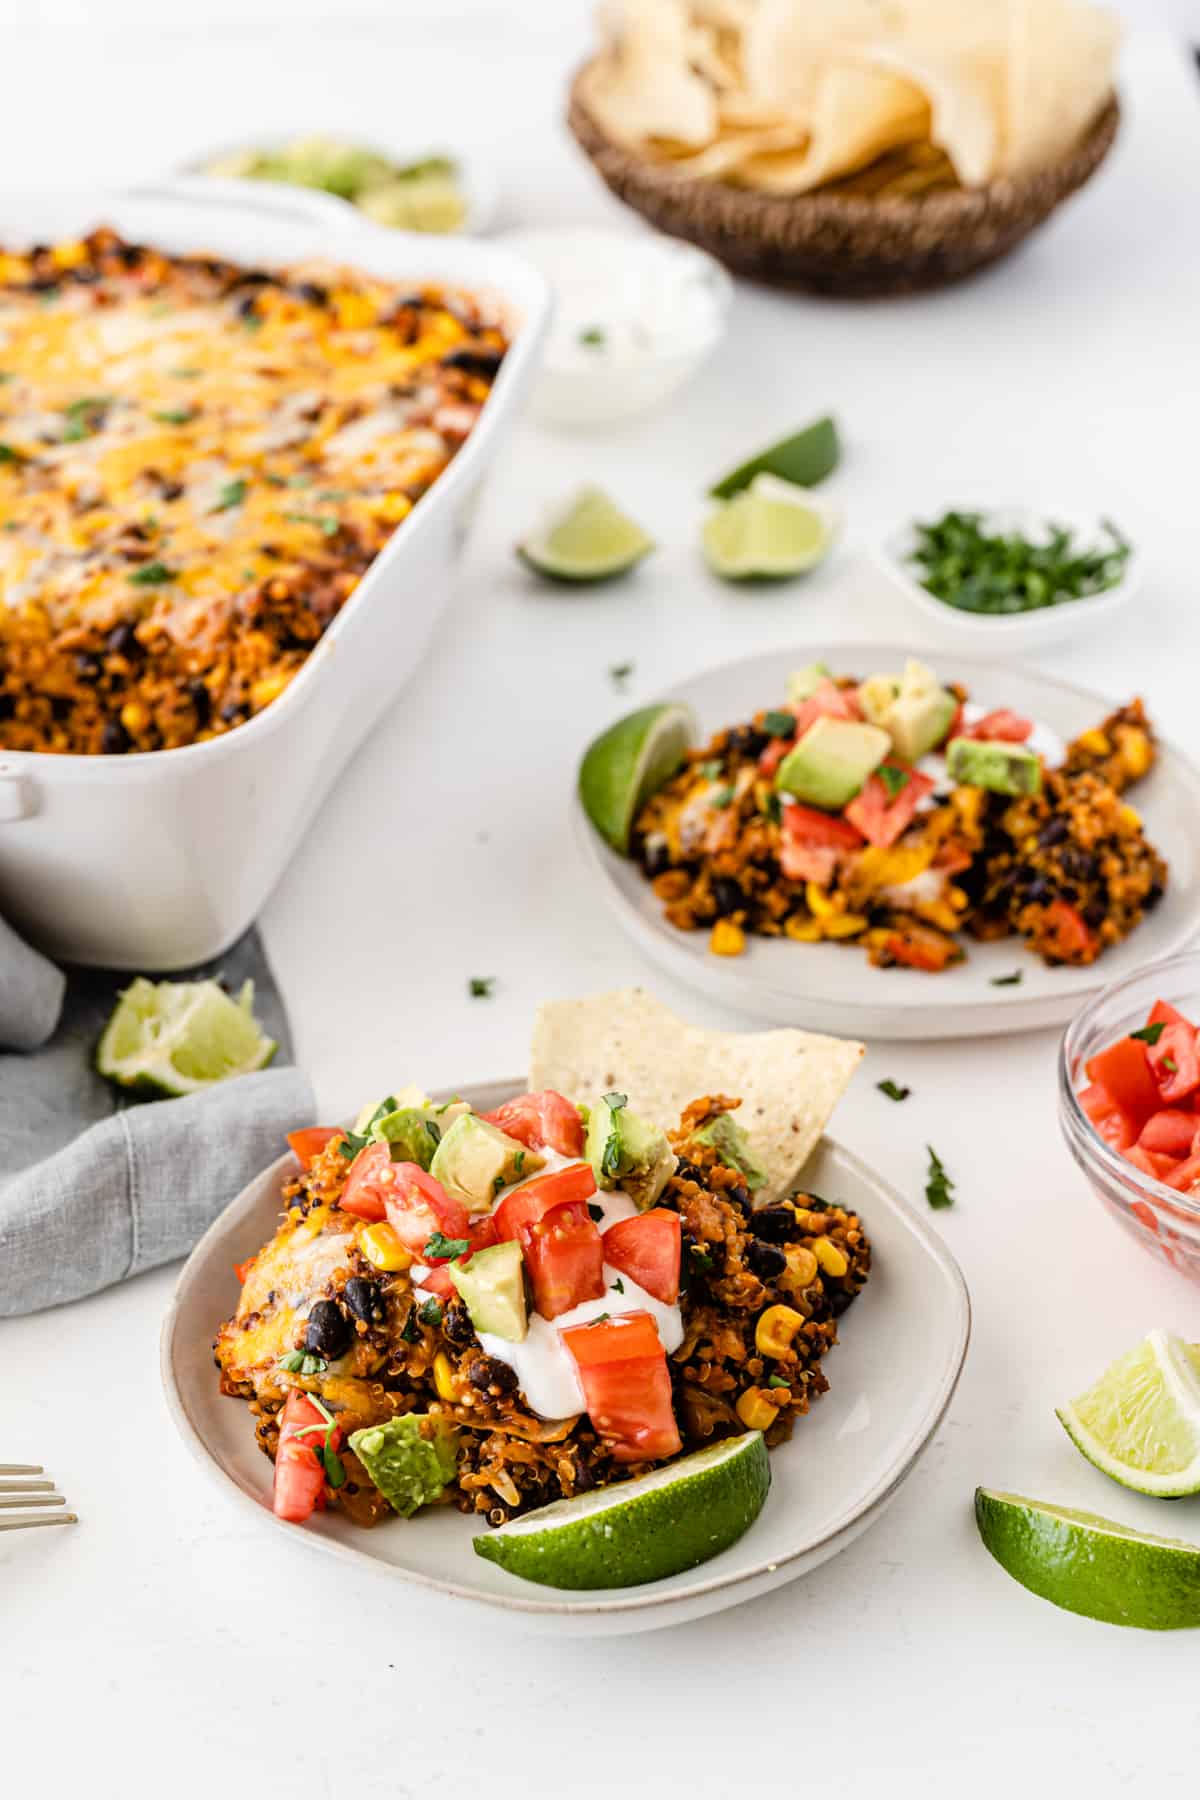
[876,506,1139,654]
[499,227,731,427]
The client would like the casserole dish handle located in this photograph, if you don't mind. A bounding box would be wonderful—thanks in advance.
[120,176,359,235]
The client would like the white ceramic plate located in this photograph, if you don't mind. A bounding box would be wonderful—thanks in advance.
[571,644,1200,1040]
[162,1079,969,1636]
[875,508,1137,654]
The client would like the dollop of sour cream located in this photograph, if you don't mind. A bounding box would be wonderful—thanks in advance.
[412,1152,683,1422]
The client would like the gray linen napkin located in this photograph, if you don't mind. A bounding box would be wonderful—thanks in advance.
[0,928,314,1318]
[0,908,65,1053]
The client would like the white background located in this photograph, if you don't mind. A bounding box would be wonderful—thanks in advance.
[5,4,1200,1796]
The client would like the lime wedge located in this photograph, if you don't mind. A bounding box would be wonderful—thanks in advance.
[702,474,837,582]
[975,1487,1200,1630]
[578,701,696,854]
[1055,1330,1200,1498]
[96,976,276,1097]
[518,487,655,583]
[474,1431,770,1589]
[709,415,840,499]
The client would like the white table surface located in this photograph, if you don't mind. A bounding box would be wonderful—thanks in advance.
[5,12,1200,1796]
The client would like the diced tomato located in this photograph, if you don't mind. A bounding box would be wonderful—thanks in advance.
[844,766,935,850]
[1147,1020,1200,1104]
[466,1215,499,1258]
[1125,1144,1179,1182]
[337,1142,392,1220]
[1166,1152,1200,1194]
[757,680,860,775]
[233,1256,257,1285]
[379,1162,470,1253]
[1137,1109,1197,1157]
[602,1210,682,1305]
[1040,900,1095,962]
[1079,1081,1137,1154]
[1149,998,1194,1032]
[287,1126,343,1169]
[561,1311,682,1464]
[524,1201,606,1320]
[957,709,1033,743]
[418,1263,456,1299]
[482,1091,584,1157]
[493,1162,598,1240]
[273,1389,341,1523]
[1085,1035,1160,1126]
[779,802,864,882]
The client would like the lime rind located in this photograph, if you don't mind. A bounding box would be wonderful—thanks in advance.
[703,473,838,582]
[473,1430,770,1589]
[96,976,277,1097]
[1055,1329,1200,1498]
[709,416,840,500]
[975,1486,1200,1631]
[578,701,696,854]
[518,486,655,583]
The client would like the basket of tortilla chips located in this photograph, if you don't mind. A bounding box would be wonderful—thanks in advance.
[568,0,1121,297]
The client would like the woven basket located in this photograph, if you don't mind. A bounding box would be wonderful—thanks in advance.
[567,65,1120,299]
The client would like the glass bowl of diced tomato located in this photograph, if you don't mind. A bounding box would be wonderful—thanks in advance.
[1060,952,1200,1280]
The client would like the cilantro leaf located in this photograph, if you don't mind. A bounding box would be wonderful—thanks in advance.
[610,1278,625,1294]
[468,976,495,999]
[876,1079,911,1102]
[212,478,248,512]
[1131,1021,1166,1045]
[609,662,634,690]
[925,1145,956,1210]
[990,971,1023,987]
[588,1202,604,1222]
[128,560,173,586]
[417,1297,444,1327]
[424,1231,470,1261]
[761,709,795,739]
[877,764,911,800]
[603,1092,628,1112]
[767,1374,790,1390]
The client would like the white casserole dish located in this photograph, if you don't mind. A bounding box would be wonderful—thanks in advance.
[0,180,550,970]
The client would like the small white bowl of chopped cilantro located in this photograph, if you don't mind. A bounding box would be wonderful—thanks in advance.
[877,507,1138,652]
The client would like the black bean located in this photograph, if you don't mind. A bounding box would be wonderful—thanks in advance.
[1038,816,1069,847]
[641,841,671,878]
[441,1300,477,1347]
[105,621,142,659]
[673,1159,705,1187]
[235,293,260,320]
[156,478,184,502]
[746,1239,787,1280]
[441,346,504,376]
[467,1355,518,1395]
[1146,880,1165,910]
[100,719,130,754]
[1024,876,1052,904]
[343,1277,384,1325]
[188,680,211,727]
[50,696,72,721]
[74,652,101,680]
[220,701,247,724]
[304,1299,352,1359]
[1082,900,1107,928]
[711,877,745,917]
[729,725,767,757]
[296,281,328,307]
[0,692,13,721]
[726,1183,752,1216]
[749,1205,797,1244]
[829,1289,855,1318]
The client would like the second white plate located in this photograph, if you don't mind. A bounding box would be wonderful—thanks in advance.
[572,644,1200,1040]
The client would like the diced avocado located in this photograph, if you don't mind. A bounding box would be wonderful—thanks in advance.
[775,716,891,808]
[692,1112,767,1192]
[786,661,832,705]
[946,736,1043,798]
[857,672,901,729]
[889,658,957,762]
[352,1083,429,1135]
[348,1415,459,1517]
[586,1093,677,1211]
[369,1106,441,1170]
[449,1240,528,1342]
[430,1113,542,1213]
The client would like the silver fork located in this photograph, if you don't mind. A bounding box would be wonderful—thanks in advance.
[0,1465,77,1531]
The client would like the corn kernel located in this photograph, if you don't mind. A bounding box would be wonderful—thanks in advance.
[334,290,374,330]
[812,1237,848,1278]
[1077,728,1110,756]
[377,493,412,524]
[433,1352,460,1403]
[359,1222,411,1272]
[1119,804,1141,831]
[821,911,869,939]
[736,1389,780,1432]
[710,919,746,957]
[806,881,837,919]
[51,239,88,270]
[1118,728,1151,779]
[779,1245,819,1294]
[755,1303,807,1358]
[785,915,822,942]
[119,700,149,735]
[250,669,292,712]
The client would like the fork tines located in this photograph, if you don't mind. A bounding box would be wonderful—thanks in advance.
[0,1465,78,1531]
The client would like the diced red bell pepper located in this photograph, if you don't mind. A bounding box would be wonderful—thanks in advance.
[560,1311,682,1464]
[602,1210,682,1305]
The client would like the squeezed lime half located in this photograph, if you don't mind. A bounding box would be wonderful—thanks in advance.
[1055,1330,1200,1498]
[474,1430,771,1589]
[703,473,837,581]
[96,976,276,1096]
[518,486,655,583]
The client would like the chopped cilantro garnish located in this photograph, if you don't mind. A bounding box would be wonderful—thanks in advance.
[0,443,22,463]
[417,1297,444,1327]
[278,1350,327,1376]
[610,1278,625,1294]
[213,478,248,512]
[1131,1021,1166,1045]
[468,976,495,999]
[288,1394,346,1489]
[152,407,194,425]
[990,971,1023,987]
[698,759,723,780]
[579,326,606,348]
[128,561,173,586]
[876,1079,910,1102]
[689,1245,715,1273]
[425,1119,441,1148]
[513,1150,526,1176]
[609,662,634,691]
[1163,1056,1178,1073]
[170,366,202,379]
[877,764,911,800]
[588,1203,604,1223]
[710,785,735,809]
[284,510,339,536]
[424,1231,469,1261]
[400,1306,419,1343]
[925,1145,955,1210]
[589,1312,611,1327]
[761,791,783,825]
[761,709,795,739]
[603,1092,628,1112]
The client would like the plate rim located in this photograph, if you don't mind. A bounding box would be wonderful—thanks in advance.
[572,643,1200,1038]
[161,1075,971,1619]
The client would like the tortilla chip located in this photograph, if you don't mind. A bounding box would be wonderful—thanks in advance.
[529,989,864,1204]
[1004,0,1119,175]
[850,40,1000,185]
[741,0,889,125]
[586,0,720,149]
[668,122,809,180]
[735,59,930,194]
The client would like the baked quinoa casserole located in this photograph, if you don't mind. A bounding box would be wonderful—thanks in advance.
[216,1081,869,1533]
[0,229,508,754]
